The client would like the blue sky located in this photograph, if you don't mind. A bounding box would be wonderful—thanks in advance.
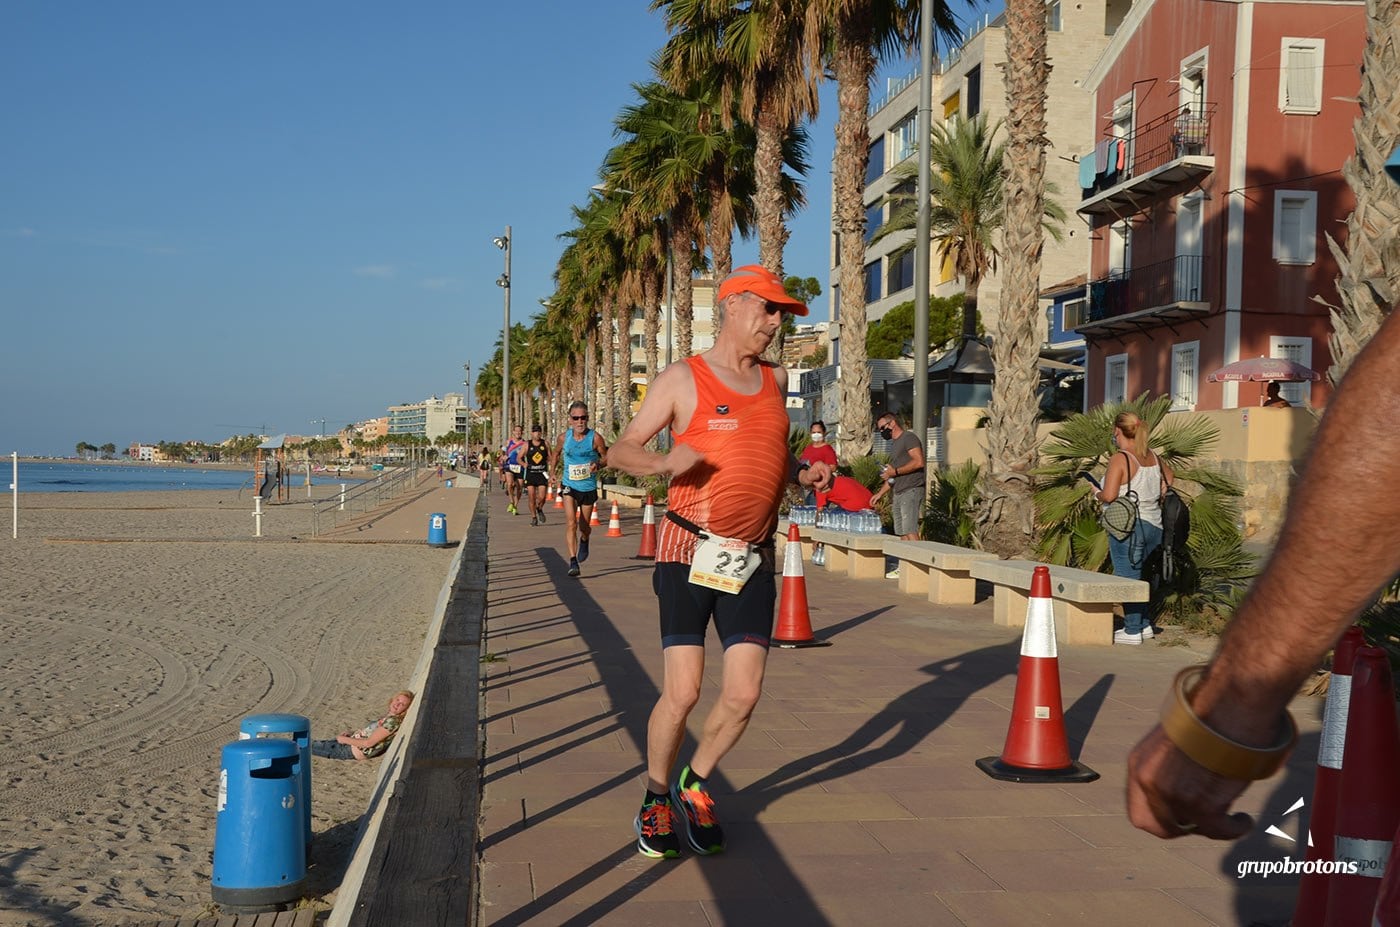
[2,3,927,456]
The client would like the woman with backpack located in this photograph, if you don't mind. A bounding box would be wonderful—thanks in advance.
[1093,411,1174,645]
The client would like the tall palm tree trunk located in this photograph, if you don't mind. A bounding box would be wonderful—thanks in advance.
[978,0,1051,557]
[643,274,661,387]
[585,326,599,414]
[600,297,616,434]
[671,209,696,358]
[755,107,789,274]
[834,25,875,460]
[615,300,634,430]
[1324,0,1400,384]
[708,172,735,282]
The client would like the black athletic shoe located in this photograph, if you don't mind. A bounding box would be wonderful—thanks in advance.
[671,766,724,855]
[578,537,590,563]
[567,558,580,577]
[530,515,538,527]
[538,510,546,524]
[634,796,681,859]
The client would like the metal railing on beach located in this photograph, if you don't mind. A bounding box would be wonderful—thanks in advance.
[311,464,422,537]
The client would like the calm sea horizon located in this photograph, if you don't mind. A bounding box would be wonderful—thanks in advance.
[10,460,368,493]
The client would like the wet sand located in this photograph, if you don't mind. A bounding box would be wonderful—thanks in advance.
[0,489,465,925]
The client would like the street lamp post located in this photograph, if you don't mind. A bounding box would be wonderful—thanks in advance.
[912,0,934,452]
[494,227,512,447]
[463,361,472,447]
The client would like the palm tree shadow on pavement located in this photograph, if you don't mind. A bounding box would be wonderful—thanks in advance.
[482,545,836,927]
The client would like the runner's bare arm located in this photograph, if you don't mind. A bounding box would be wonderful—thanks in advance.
[1128,307,1400,839]
[609,363,702,478]
[593,431,608,470]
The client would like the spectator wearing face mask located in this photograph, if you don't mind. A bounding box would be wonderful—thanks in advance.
[799,421,839,503]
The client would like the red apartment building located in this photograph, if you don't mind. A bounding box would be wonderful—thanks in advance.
[1076,0,1364,411]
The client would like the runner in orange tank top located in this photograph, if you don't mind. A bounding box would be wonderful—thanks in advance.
[609,266,833,859]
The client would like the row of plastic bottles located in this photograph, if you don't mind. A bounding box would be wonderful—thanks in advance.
[789,506,883,534]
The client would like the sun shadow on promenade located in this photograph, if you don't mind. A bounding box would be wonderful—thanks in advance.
[482,545,836,927]
[0,848,90,927]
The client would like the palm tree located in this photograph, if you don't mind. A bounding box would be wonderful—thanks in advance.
[1322,0,1400,383]
[655,0,817,273]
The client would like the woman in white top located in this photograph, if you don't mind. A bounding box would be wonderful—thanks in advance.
[1094,411,1175,645]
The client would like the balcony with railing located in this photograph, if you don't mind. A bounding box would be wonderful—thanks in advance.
[1076,254,1212,340]
[1077,103,1217,218]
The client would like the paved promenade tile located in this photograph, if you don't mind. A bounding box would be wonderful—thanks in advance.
[477,494,1324,926]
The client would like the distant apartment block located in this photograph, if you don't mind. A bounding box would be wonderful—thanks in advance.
[628,277,719,388]
[841,0,1116,342]
[387,393,466,438]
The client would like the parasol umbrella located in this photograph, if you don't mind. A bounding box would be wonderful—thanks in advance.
[1206,356,1322,383]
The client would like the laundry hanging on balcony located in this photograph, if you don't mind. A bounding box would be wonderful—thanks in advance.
[1081,139,1129,193]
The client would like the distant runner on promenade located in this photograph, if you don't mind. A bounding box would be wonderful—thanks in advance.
[609,265,832,860]
[502,425,525,515]
[552,401,607,577]
[523,424,550,526]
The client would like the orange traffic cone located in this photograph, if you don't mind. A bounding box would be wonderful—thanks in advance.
[1324,647,1400,926]
[977,566,1098,783]
[606,501,624,538]
[634,494,657,560]
[773,522,832,649]
[546,483,555,502]
[589,504,601,528]
[553,486,565,510]
[1293,625,1367,926]
[1374,836,1400,926]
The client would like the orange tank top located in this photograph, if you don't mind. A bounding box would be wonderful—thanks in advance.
[656,356,791,563]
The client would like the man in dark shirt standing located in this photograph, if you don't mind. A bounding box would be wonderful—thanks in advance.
[876,412,925,566]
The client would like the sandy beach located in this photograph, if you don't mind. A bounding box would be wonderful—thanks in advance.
[0,487,470,925]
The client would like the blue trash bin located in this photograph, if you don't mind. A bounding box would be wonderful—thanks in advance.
[211,739,306,912]
[428,512,447,547]
[445,478,453,488]
[239,713,312,853]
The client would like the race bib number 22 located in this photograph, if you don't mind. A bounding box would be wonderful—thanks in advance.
[689,534,760,594]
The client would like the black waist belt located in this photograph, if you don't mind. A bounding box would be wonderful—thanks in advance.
[664,510,775,550]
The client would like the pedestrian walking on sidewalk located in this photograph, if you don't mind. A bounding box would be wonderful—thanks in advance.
[552,401,607,577]
[523,424,550,526]
[609,265,833,860]
[876,411,925,578]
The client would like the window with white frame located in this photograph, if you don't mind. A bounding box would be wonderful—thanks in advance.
[890,114,918,164]
[1105,353,1128,404]
[1170,341,1200,411]
[1274,191,1317,264]
[1180,51,1207,113]
[1279,38,1324,115]
[1046,0,1062,31]
[1270,335,1313,406]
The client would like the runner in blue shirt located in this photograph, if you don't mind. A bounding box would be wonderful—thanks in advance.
[552,400,608,577]
[502,425,525,515]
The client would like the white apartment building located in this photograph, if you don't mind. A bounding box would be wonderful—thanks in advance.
[627,277,719,387]
[387,392,467,438]
[840,1,1121,341]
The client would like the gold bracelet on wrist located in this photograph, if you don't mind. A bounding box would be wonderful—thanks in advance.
[1159,665,1297,780]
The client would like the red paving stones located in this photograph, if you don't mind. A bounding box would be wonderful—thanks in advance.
[478,495,1324,926]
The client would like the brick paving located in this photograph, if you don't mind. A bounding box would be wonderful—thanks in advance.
[477,495,1325,927]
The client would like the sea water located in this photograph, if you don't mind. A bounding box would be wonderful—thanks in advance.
[12,461,364,493]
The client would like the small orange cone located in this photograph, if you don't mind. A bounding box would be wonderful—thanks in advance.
[589,504,601,528]
[773,522,832,649]
[546,483,555,502]
[634,494,657,560]
[1293,625,1366,926]
[977,566,1098,783]
[1323,647,1400,926]
[606,501,623,538]
[553,487,565,510]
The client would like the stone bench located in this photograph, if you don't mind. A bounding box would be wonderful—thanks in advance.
[774,522,817,561]
[600,483,650,509]
[883,540,1000,606]
[809,527,888,580]
[968,559,1149,647]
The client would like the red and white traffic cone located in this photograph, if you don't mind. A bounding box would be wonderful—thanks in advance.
[634,494,657,560]
[1293,625,1366,926]
[546,483,555,502]
[1323,647,1400,926]
[606,501,623,538]
[553,487,565,510]
[589,505,601,528]
[773,522,831,649]
[977,566,1098,783]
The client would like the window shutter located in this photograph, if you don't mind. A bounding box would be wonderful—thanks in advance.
[1286,47,1317,110]
[1280,199,1304,262]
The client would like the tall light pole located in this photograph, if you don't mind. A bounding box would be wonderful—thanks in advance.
[494,227,511,446]
[463,361,472,446]
[912,0,935,449]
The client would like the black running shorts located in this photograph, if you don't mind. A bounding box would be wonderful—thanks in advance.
[525,471,548,487]
[653,559,777,650]
[560,486,598,508]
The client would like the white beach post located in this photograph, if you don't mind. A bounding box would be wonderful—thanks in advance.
[339,483,346,511]
[253,496,263,538]
[10,452,16,540]
[306,460,312,499]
